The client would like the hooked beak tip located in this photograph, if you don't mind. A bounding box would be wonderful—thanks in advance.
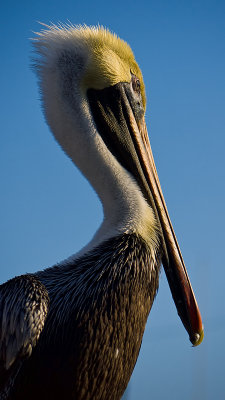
[190,327,204,347]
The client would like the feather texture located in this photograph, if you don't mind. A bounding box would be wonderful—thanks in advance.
[5,234,161,400]
[0,275,49,398]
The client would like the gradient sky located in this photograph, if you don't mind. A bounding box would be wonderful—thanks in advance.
[1,1,225,399]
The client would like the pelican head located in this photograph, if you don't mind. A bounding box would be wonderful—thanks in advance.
[34,24,203,346]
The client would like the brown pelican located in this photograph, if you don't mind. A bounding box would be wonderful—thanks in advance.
[0,25,203,400]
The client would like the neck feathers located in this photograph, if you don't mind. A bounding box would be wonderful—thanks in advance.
[33,25,159,255]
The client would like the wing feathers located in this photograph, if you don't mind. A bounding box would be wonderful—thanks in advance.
[0,274,49,370]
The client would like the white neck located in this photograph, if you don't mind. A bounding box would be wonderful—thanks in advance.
[37,45,158,257]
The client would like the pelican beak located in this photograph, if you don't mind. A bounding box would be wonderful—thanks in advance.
[87,79,204,346]
[132,116,204,346]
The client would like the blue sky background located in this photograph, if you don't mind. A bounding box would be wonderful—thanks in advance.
[1,1,225,399]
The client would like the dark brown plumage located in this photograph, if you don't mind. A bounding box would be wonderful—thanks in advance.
[0,275,49,399]
[3,234,161,400]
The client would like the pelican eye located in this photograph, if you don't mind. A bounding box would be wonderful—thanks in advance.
[131,74,141,94]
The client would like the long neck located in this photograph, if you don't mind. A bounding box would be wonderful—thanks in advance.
[39,64,157,253]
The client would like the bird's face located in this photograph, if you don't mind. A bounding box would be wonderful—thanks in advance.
[35,25,203,346]
[79,27,146,109]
